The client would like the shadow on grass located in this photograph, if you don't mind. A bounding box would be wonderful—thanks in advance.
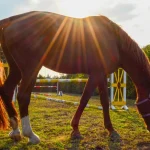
[0,137,35,150]
[137,142,150,150]
[108,131,122,150]
[0,139,13,150]
[65,139,81,150]
[0,139,26,150]
[65,138,105,150]
[108,140,121,150]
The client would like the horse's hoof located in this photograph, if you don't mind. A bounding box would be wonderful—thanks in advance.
[28,133,40,144]
[9,129,22,142]
[95,146,104,150]
[70,130,83,140]
[109,131,121,142]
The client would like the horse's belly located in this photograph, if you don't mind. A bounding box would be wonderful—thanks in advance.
[43,59,89,74]
[43,48,120,75]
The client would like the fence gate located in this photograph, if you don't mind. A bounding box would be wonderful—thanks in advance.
[110,68,128,110]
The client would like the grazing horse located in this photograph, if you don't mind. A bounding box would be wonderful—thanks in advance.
[0,11,150,144]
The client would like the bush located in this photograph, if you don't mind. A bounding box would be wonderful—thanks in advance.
[126,75,136,99]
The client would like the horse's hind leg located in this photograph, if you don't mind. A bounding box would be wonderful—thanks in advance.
[0,65,22,141]
[0,38,22,141]
[17,67,41,144]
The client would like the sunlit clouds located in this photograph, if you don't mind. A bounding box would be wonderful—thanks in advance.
[57,0,100,18]
[8,0,150,47]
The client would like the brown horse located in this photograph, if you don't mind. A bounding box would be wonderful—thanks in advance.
[0,11,150,144]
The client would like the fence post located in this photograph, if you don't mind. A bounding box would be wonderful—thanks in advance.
[57,82,59,95]
[110,73,116,109]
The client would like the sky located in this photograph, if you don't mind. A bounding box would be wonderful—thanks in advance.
[0,0,150,77]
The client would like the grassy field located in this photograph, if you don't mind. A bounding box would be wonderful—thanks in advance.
[0,93,150,150]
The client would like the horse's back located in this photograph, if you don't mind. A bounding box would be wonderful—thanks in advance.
[3,11,120,75]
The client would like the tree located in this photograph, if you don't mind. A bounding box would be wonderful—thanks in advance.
[126,44,150,99]
[37,74,45,79]
[143,44,150,60]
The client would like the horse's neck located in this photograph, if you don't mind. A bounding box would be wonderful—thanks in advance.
[121,39,150,99]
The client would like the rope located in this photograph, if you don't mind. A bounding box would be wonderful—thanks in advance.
[31,93,103,110]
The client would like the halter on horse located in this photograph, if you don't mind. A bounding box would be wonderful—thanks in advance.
[0,11,150,144]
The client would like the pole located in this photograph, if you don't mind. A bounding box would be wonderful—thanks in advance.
[57,82,59,95]
[110,73,116,109]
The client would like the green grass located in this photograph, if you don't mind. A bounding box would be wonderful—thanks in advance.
[0,93,150,150]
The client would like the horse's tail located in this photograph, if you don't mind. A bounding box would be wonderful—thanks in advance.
[0,62,9,129]
[0,97,9,130]
[0,19,10,129]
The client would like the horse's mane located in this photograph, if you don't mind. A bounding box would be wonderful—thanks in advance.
[104,17,150,88]
[109,18,150,69]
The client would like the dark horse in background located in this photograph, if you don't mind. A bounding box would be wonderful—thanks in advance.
[0,11,150,144]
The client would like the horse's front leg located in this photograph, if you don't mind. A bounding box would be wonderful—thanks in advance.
[20,115,40,144]
[97,74,120,141]
[70,74,99,139]
[17,73,40,144]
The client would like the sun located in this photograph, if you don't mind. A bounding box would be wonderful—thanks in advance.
[58,0,100,18]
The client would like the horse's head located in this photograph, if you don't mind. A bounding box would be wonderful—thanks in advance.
[136,95,150,131]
